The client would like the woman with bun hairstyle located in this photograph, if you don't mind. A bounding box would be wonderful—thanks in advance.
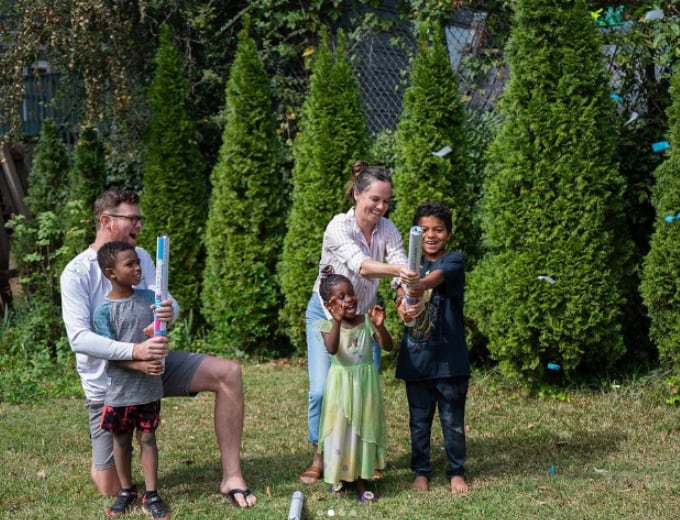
[299,160,421,484]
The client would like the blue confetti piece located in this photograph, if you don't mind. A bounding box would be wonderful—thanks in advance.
[610,93,623,104]
[652,141,669,153]
[547,363,561,371]
[676,212,680,219]
[549,465,556,475]
[665,215,676,223]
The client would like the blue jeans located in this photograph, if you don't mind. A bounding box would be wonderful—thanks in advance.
[405,377,469,478]
[306,293,381,444]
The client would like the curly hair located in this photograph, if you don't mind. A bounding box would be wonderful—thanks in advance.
[319,273,353,302]
[413,201,452,232]
[97,240,136,275]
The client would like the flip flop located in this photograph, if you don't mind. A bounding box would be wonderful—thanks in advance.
[299,465,323,484]
[220,488,255,509]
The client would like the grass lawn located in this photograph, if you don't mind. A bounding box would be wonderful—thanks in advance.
[1,360,680,519]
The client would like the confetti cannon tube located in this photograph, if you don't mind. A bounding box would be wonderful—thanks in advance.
[287,490,304,520]
[404,226,423,327]
[154,235,170,371]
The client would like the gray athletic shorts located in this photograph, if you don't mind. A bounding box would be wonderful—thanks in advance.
[88,350,206,470]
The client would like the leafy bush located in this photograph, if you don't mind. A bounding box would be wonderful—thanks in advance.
[6,212,66,306]
[466,0,633,387]
[277,27,369,351]
[641,67,680,371]
[202,23,288,357]
[0,300,79,403]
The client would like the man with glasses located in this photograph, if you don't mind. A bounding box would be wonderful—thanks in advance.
[60,188,256,509]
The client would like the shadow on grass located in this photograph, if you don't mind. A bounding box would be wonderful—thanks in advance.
[387,426,627,481]
[159,450,321,496]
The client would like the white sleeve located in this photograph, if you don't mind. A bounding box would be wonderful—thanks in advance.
[324,217,371,274]
[60,260,135,361]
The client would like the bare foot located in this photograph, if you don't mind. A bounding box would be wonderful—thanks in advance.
[450,475,468,494]
[411,475,429,492]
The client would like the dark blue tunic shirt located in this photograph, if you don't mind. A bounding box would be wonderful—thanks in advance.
[396,251,470,382]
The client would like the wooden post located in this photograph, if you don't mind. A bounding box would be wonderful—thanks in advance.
[0,141,31,218]
[0,210,12,309]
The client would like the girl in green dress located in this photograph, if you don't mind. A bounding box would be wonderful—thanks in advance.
[316,274,393,503]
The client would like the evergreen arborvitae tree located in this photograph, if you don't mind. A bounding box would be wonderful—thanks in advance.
[392,23,476,261]
[278,27,369,351]
[641,67,680,370]
[139,24,207,317]
[202,24,287,356]
[60,126,106,269]
[26,119,69,216]
[466,0,632,385]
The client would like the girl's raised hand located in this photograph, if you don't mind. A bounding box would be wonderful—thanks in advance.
[368,305,386,327]
[324,296,344,322]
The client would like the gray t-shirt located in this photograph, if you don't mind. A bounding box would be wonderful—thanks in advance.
[93,288,163,407]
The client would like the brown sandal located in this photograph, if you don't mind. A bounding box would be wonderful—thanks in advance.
[299,465,323,484]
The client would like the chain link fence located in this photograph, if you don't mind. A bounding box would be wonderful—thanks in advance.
[348,8,506,135]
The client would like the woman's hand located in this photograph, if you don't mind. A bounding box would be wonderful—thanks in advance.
[399,267,421,286]
[399,267,423,298]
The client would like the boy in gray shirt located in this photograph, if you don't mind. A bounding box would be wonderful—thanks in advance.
[94,241,170,519]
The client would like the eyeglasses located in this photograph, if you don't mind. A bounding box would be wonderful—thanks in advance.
[105,214,145,226]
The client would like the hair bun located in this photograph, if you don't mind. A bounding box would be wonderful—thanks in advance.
[320,264,335,279]
[351,160,368,178]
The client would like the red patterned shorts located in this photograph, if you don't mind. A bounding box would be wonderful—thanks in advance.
[99,400,161,434]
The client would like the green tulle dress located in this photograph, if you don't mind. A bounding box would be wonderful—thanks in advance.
[317,316,387,485]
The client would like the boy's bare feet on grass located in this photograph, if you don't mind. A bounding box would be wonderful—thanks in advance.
[450,475,468,494]
[411,476,429,492]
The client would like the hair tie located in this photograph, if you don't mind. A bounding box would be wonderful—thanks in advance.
[320,265,334,279]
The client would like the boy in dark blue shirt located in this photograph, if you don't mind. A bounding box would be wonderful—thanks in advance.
[395,202,470,494]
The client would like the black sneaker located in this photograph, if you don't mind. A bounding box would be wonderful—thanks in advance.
[107,487,138,516]
[143,493,171,519]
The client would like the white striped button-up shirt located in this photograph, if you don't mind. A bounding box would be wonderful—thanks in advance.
[312,207,407,316]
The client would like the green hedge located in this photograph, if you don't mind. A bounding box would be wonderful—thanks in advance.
[278,27,369,351]
[202,23,288,357]
[139,24,208,317]
[641,67,680,370]
[466,0,632,386]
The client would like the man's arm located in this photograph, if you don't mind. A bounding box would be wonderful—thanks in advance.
[61,263,135,361]
[61,260,169,361]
